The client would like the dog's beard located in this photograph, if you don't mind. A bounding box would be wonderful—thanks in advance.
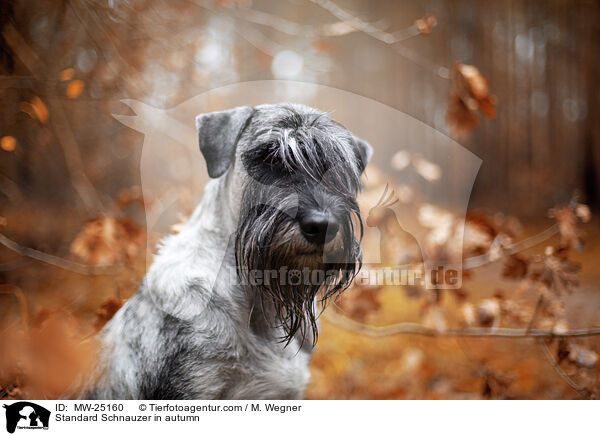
[235,190,362,346]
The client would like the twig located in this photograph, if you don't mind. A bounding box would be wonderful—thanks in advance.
[464,224,559,269]
[308,0,450,79]
[526,291,544,333]
[324,309,600,338]
[538,339,587,395]
[0,232,121,275]
[372,222,559,273]
[2,22,106,214]
[231,5,421,43]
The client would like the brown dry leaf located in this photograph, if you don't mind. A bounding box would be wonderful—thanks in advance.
[567,343,598,368]
[337,285,382,322]
[575,203,591,223]
[462,220,494,256]
[30,96,49,124]
[423,305,448,334]
[502,255,529,280]
[446,97,478,138]
[66,80,85,99]
[542,246,580,296]
[549,206,584,251]
[476,299,501,328]
[70,216,144,265]
[459,302,476,327]
[552,318,569,335]
[0,135,17,152]
[94,297,124,331]
[19,97,49,124]
[446,63,496,137]
[0,384,23,400]
[482,369,514,399]
[59,67,75,81]
[414,14,437,34]
[499,298,530,324]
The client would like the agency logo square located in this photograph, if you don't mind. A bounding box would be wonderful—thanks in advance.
[2,402,50,434]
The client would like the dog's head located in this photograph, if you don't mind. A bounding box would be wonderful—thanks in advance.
[196,103,372,344]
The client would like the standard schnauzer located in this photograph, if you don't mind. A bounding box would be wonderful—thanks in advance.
[83,103,372,399]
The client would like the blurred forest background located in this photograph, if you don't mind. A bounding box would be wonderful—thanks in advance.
[1,0,599,399]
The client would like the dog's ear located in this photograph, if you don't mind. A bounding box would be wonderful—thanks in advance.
[196,106,254,178]
[354,137,373,173]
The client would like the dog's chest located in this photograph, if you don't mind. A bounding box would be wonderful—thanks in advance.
[213,332,313,400]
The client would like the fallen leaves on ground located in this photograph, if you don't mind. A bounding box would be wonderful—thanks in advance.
[70,216,144,266]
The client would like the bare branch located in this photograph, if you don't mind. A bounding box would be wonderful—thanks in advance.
[0,232,121,275]
[526,291,544,333]
[308,0,450,78]
[538,339,587,395]
[324,309,600,338]
[2,22,107,214]
[464,224,559,269]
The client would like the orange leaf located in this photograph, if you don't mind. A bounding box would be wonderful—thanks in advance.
[66,80,84,99]
[0,136,16,152]
[94,298,124,331]
[414,14,437,34]
[30,96,49,124]
[446,63,497,137]
[59,68,75,82]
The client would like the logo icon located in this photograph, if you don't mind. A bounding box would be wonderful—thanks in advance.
[2,402,50,434]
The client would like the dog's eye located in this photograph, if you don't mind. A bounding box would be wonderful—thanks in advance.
[242,147,293,184]
[262,157,293,182]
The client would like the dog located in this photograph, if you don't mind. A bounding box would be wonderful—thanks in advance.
[83,103,372,399]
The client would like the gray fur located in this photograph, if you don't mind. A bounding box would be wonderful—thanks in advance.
[82,103,371,400]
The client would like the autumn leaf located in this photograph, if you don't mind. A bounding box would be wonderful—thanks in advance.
[481,369,514,399]
[502,255,529,280]
[337,285,382,322]
[446,63,496,137]
[19,96,49,124]
[423,305,448,334]
[542,246,580,295]
[66,80,85,98]
[414,14,437,34]
[476,298,501,328]
[70,216,144,266]
[549,204,590,251]
[31,96,50,123]
[94,297,124,331]
[575,203,591,223]
[59,67,75,82]
[0,136,16,152]
[567,343,599,368]
[459,302,476,327]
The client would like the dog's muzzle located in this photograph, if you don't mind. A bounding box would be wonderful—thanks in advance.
[298,209,340,245]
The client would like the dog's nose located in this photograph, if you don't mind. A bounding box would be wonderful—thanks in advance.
[299,210,339,245]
